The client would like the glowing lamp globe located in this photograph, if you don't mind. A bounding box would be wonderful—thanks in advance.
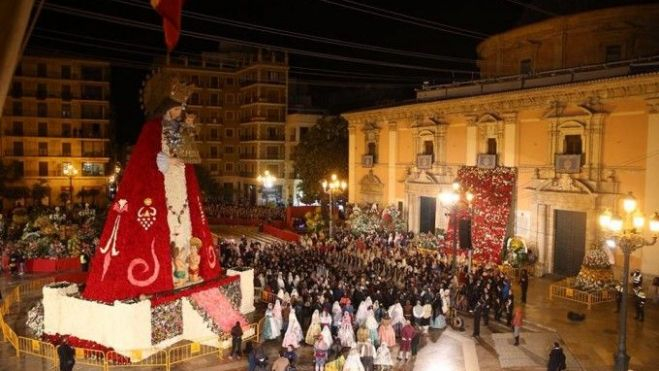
[650,212,659,233]
[623,192,637,214]
[633,212,645,229]
[609,216,624,233]
[599,209,612,229]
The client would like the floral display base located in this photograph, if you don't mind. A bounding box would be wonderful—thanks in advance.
[226,267,255,314]
[42,277,252,361]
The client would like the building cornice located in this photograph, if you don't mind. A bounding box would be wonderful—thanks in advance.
[342,73,659,125]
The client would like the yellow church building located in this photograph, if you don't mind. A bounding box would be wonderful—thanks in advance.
[343,4,659,279]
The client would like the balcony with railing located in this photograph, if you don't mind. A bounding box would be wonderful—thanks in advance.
[3,149,110,158]
[3,129,107,139]
[239,78,286,88]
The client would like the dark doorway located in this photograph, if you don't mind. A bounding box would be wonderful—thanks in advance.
[419,196,436,234]
[553,210,587,276]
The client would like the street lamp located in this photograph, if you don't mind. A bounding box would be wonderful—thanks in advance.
[599,192,659,371]
[321,174,347,239]
[63,163,78,203]
[439,179,474,274]
[257,170,276,205]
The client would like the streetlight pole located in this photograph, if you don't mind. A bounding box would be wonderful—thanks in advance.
[322,174,347,240]
[63,164,78,204]
[599,193,659,371]
[257,170,276,205]
[439,180,474,275]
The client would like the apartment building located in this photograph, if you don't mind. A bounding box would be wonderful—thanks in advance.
[0,56,111,206]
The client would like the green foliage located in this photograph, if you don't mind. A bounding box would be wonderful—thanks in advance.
[31,179,50,206]
[194,164,222,199]
[294,116,348,204]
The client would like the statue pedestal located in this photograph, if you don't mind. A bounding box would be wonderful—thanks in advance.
[227,267,255,314]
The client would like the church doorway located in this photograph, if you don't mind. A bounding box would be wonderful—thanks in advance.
[419,196,436,234]
[553,210,586,276]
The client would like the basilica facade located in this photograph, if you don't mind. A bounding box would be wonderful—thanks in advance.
[343,4,659,278]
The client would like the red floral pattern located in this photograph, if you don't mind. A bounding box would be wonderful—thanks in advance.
[443,167,517,263]
[42,333,131,364]
[83,119,221,303]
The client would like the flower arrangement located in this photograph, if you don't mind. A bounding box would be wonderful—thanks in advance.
[26,302,45,337]
[411,232,444,250]
[42,333,131,364]
[347,204,407,235]
[501,236,530,268]
[189,288,248,335]
[444,166,516,263]
[151,299,183,344]
[574,245,616,291]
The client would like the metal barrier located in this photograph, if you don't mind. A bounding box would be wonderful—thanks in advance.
[0,277,262,370]
[18,336,57,367]
[549,277,616,309]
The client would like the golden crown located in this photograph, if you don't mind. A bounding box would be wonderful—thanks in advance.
[140,68,196,117]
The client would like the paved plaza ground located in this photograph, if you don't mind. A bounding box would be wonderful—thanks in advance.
[1,227,658,370]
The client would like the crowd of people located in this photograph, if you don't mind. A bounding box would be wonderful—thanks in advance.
[218,229,528,370]
[204,203,286,222]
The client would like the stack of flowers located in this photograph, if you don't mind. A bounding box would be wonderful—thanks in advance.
[444,166,516,263]
[26,302,45,337]
[151,300,183,344]
[411,232,444,250]
[574,245,615,291]
[347,204,407,235]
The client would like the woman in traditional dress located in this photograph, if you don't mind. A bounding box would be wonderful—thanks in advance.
[261,303,281,340]
[342,346,365,371]
[364,307,380,346]
[306,309,322,345]
[282,310,304,349]
[273,299,283,334]
[388,302,405,338]
[331,301,343,333]
[354,297,372,326]
[321,324,334,349]
[374,344,394,371]
[377,313,396,347]
[338,311,355,348]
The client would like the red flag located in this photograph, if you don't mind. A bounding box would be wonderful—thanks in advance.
[151,0,184,52]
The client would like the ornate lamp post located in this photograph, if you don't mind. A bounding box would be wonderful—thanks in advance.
[257,170,276,204]
[599,192,659,371]
[439,180,474,274]
[321,174,347,239]
[63,163,78,203]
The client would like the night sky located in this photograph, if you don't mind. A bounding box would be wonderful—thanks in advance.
[25,0,655,145]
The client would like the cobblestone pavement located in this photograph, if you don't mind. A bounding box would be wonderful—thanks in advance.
[2,232,659,370]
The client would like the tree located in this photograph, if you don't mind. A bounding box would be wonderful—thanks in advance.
[31,179,50,206]
[294,116,348,204]
[194,165,222,200]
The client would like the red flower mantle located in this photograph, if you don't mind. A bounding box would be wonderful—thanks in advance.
[443,166,517,263]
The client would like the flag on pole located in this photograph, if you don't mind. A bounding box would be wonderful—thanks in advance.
[150,0,184,52]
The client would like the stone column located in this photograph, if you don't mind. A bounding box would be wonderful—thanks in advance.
[502,113,517,167]
[466,118,478,166]
[536,203,549,275]
[348,123,357,203]
[643,99,659,275]
[388,122,398,205]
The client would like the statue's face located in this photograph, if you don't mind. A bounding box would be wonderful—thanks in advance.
[167,106,183,120]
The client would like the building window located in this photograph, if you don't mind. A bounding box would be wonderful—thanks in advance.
[12,101,22,115]
[61,65,71,79]
[62,143,71,156]
[82,85,103,100]
[38,142,48,156]
[11,82,22,97]
[225,145,234,154]
[61,123,71,137]
[210,93,219,106]
[81,66,103,81]
[14,161,24,177]
[12,121,23,136]
[520,59,533,75]
[487,138,497,155]
[210,76,219,89]
[367,142,377,163]
[13,142,23,156]
[210,146,218,158]
[37,83,47,99]
[190,93,199,105]
[225,163,233,172]
[37,63,47,77]
[82,162,104,176]
[423,140,434,156]
[39,162,48,176]
[38,122,48,136]
[564,134,582,155]
[605,45,622,63]
[37,103,48,117]
[62,85,72,100]
[225,129,234,137]
[61,104,71,118]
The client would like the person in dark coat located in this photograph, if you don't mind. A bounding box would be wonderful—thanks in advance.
[229,321,243,359]
[547,342,566,371]
[519,270,529,304]
[472,300,482,338]
[57,338,75,371]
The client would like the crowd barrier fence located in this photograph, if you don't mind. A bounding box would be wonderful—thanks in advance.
[0,276,260,370]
